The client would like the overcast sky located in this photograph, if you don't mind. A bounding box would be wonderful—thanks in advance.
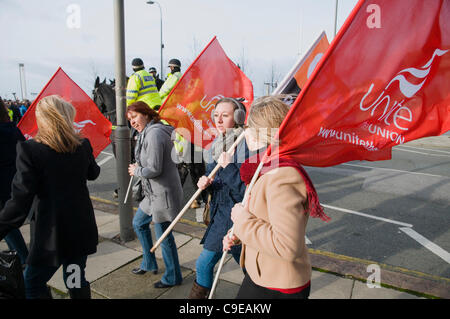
[0,0,358,100]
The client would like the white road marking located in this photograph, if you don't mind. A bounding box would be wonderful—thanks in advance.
[321,204,413,228]
[100,151,114,156]
[393,147,449,157]
[397,145,450,155]
[399,227,450,264]
[305,236,312,245]
[97,155,114,166]
[340,163,444,178]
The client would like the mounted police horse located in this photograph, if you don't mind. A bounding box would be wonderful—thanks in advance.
[93,76,122,157]
[93,77,117,126]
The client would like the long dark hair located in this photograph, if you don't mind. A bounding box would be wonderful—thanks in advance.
[0,98,11,123]
[126,101,161,123]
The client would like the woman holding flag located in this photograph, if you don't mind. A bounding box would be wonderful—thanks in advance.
[223,96,329,299]
[188,97,249,299]
[127,101,183,288]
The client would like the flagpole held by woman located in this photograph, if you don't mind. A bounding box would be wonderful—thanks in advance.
[220,96,330,299]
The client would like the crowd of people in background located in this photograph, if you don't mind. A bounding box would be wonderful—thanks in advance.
[2,99,31,125]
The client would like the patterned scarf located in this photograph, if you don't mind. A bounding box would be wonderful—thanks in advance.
[240,152,330,222]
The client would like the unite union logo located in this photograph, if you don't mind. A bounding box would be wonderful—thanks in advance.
[74,119,96,133]
[359,49,449,144]
[359,48,449,132]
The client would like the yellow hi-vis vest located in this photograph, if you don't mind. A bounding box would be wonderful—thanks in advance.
[8,109,13,121]
[160,119,186,157]
[126,69,162,109]
[159,71,182,104]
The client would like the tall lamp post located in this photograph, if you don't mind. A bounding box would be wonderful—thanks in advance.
[334,0,339,38]
[146,1,164,80]
[113,0,134,242]
[19,63,28,100]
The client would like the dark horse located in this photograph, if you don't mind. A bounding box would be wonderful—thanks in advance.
[92,77,125,158]
[93,77,117,125]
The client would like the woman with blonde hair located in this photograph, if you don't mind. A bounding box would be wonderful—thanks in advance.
[223,96,329,299]
[0,95,100,299]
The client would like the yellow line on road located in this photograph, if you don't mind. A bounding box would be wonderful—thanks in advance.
[308,248,450,283]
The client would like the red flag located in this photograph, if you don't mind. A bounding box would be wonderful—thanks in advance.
[275,31,330,95]
[268,0,450,167]
[158,36,254,149]
[18,68,112,158]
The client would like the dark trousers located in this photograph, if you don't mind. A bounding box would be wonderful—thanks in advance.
[24,255,88,299]
[0,200,29,265]
[4,228,28,265]
[236,273,310,299]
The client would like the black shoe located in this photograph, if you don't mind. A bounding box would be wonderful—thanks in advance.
[131,268,146,275]
[154,280,180,288]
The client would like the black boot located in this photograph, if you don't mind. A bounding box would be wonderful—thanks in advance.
[68,282,91,299]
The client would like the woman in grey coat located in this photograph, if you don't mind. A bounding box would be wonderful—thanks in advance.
[127,101,183,288]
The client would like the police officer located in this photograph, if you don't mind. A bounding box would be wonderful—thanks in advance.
[159,58,182,104]
[127,58,162,111]
[149,67,164,91]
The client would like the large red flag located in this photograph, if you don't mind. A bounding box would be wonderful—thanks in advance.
[18,68,112,158]
[268,0,450,167]
[158,36,254,149]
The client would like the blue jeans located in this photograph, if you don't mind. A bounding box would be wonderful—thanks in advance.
[195,248,241,289]
[132,208,182,285]
[4,228,29,265]
[24,255,88,299]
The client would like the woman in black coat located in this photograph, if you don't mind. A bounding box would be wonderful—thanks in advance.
[0,98,29,265]
[0,95,100,299]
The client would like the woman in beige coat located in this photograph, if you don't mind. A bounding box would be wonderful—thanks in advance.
[223,96,329,299]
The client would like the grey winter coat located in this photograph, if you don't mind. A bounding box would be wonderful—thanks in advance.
[134,121,183,223]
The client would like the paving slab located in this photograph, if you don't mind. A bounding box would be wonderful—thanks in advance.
[90,257,193,299]
[159,272,240,299]
[97,218,120,239]
[218,256,244,285]
[94,209,118,228]
[351,280,423,299]
[48,240,142,293]
[309,271,354,299]
[176,237,203,270]
[120,229,193,261]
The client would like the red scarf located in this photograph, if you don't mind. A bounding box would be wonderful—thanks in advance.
[240,152,330,222]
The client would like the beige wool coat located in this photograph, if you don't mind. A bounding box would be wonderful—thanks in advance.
[233,166,312,289]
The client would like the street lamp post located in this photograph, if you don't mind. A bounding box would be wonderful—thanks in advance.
[334,0,339,38]
[113,0,134,242]
[146,1,164,80]
[18,63,27,100]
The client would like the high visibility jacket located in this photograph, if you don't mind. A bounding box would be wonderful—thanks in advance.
[8,109,13,121]
[126,69,162,109]
[173,131,186,157]
[160,118,186,159]
[159,71,182,103]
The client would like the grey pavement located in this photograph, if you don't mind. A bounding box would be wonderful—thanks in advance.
[2,133,448,300]
[2,203,446,300]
